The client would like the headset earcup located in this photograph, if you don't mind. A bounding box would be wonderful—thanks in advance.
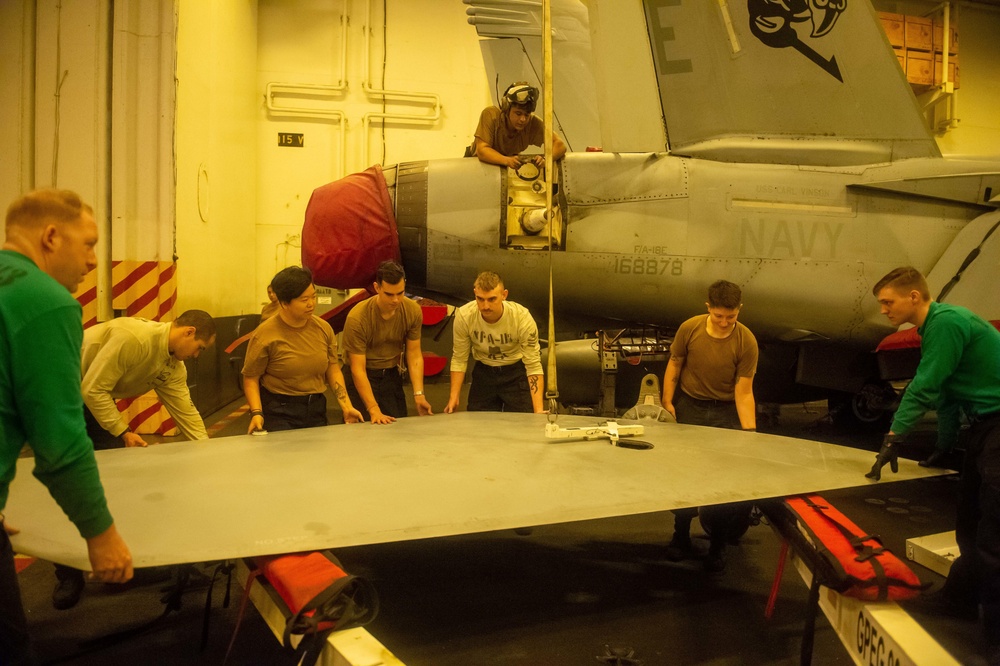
[500,83,514,111]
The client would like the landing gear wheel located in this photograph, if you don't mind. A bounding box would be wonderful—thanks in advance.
[829,382,896,432]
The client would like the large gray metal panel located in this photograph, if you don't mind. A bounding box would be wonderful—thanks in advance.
[6,413,940,569]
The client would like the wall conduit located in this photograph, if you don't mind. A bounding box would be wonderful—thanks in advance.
[263,6,350,177]
[361,0,441,165]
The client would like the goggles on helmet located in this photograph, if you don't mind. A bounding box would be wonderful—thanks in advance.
[505,85,538,106]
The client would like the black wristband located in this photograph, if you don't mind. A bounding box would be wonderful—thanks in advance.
[249,409,263,416]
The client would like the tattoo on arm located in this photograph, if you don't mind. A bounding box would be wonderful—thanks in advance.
[529,375,540,393]
[333,382,348,401]
[668,357,681,385]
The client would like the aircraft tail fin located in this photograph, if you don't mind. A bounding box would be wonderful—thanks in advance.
[642,0,940,165]
[467,0,940,166]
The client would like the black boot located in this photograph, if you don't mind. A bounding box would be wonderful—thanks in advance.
[667,509,696,561]
[704,540,727,574]
[52,567,85,610]
[665,533,694,561]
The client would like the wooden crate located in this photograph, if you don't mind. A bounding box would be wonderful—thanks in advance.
[894,47,906,71]
[905,15,933,51]
[879,12,905,48]
[906,49,933,86]
[932,19,959,55]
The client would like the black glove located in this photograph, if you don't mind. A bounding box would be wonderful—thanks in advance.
[866,433,906,481]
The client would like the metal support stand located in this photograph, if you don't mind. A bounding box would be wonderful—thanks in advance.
[599,330,618,418]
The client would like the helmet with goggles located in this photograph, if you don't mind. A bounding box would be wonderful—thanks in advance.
[500,83,538,113]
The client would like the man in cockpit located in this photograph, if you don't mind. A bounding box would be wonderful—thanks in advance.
[469,82,566,169]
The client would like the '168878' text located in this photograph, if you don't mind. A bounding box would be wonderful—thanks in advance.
[613,256,683,276]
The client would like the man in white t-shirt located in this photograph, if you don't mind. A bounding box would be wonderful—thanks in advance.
[444,272,544,414]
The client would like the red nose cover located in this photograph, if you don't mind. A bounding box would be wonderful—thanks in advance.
[302,165,400,289]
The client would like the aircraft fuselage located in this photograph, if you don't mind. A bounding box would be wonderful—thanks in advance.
[307,151,998,399]
[390,153,984,350]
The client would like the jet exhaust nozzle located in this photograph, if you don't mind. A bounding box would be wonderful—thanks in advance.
[302,164,401,289]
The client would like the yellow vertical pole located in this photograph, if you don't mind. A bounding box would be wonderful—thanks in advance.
[542,0,559,414]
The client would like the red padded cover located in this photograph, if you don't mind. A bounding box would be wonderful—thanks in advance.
[876,320,1000,351]
[422,352,447,376]
[785,495,923,601]
[420,304,448,326]
[254,552,346,622]
[302,165,400,289]
[875,327,921,351]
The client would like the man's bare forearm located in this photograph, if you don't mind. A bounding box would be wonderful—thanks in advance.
[528,373,544,412]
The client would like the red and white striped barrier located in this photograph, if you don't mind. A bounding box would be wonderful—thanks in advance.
[76,261,180,436]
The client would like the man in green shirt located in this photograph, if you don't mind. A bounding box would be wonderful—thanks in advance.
[1,189,133,664]
[868,266,1000,662]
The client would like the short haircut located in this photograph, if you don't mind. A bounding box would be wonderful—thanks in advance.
[473,271,503,292]
[872,266,930,301]
[174,309,216,341]
[271,266,313,304]
[707,280,742,309]
[6,188,93,231]
[375,260,405,286]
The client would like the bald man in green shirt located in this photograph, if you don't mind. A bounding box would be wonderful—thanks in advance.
[1,189,132,663]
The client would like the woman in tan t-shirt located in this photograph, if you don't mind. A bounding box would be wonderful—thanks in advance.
[242,266,363,432]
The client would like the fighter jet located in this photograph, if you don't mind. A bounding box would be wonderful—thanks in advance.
[301,0,1000,423]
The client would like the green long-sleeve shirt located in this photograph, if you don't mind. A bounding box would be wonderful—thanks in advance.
[891,301,1000,447]
[0,250,113,538]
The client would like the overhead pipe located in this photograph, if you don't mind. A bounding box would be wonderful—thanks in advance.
[947,2,961,129]
[938,1,950,93]
[20,0,36,192]
[919,1,959,133]
[361,0,441,165]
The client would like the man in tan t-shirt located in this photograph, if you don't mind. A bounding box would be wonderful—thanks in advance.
[342,260,433,424]
[660,280,759,574]
[470,82,566,169]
